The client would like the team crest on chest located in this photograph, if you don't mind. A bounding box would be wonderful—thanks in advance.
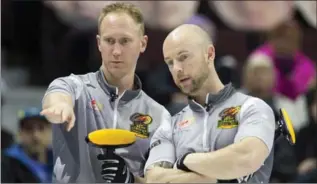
[130,113,152,138]
[217,106,241,129]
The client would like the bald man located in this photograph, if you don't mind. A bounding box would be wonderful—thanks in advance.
[143,24,276,183]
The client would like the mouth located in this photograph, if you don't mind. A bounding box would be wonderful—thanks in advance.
[110,61,124,64]
[179,77,191,83]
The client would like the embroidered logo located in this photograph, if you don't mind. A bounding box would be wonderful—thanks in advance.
[176,117,195,129]
[130,113,152,138]
[217,106,241,129]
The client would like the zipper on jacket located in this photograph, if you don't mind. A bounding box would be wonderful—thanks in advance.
[112,88,125,129]
[192,95,210,151]
[202,94,211,151]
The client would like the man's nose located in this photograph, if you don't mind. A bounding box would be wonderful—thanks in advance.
[33,129,42,138]
[112,43,122,57]
[173,62,183,73]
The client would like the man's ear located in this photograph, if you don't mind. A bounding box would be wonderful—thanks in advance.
[140,35,148,53]
[207,44,215,62]
[96,35,101,52]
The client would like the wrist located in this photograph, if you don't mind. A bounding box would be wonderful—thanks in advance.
[176,152,192,172]
[183,153,191,166]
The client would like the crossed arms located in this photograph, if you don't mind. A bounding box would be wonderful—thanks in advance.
[145,138,269,183]
[145,160,215,183]
[144,98,275,183]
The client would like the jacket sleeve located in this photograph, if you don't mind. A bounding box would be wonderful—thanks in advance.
[235,97,276,153]
[144,110,176,172]
[52,123,80,183]
[43,74,84,106]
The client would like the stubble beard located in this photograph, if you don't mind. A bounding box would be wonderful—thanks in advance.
[179,64,210,96]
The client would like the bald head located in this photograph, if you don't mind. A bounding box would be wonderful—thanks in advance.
[162,24,216,97]
[163,24,212,49]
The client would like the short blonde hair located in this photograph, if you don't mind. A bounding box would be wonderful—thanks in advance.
[98,2,145,35]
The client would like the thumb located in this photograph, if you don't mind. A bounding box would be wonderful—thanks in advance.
[66,113,76,132]
[61,108,71,123]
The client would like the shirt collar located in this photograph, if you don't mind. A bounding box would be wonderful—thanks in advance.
[96,68,142,102]
[188,83,236,112]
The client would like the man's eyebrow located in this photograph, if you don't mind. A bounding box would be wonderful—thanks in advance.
[177,50,189,55]
[101,33,133,38]
[164,57,172,62]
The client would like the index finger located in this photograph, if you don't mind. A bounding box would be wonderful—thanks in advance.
[40,108,53,116]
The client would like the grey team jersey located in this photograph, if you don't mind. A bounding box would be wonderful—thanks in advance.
[43,69,170,183]
[145,84,275,183]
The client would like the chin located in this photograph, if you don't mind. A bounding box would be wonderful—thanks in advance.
[108,67,126,75]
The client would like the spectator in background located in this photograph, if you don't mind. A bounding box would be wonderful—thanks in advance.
[248,20,316,100]
[1,108,53,183]
[241,54,298,182]
[248,20,315,132]
[294,88,317,183]
[241,54,278,118]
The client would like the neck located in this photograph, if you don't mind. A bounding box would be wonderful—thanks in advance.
[102,67,134,95]
[193,70,225,105]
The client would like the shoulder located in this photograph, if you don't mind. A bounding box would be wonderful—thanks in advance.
[71,72,98,86]
[239,95,274,119]
[138,91,171,124]
[46,72,96,99]
[242,96,273,110]
[50,73,93,87]
[139,91,169,113]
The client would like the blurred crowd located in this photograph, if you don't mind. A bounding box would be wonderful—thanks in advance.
[1,1,317,183]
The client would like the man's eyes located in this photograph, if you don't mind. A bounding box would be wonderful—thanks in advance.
[119,38,130,45]
[178,54,188,61]
[104,38,115,44]
[104,38,131,45]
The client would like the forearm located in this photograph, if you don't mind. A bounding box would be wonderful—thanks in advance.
[168,171,216,183]
[184,143,260,179]
[43,92,73,109]
[146,167,216,183]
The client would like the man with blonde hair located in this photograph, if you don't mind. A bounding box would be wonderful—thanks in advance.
[41,2,169,183]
